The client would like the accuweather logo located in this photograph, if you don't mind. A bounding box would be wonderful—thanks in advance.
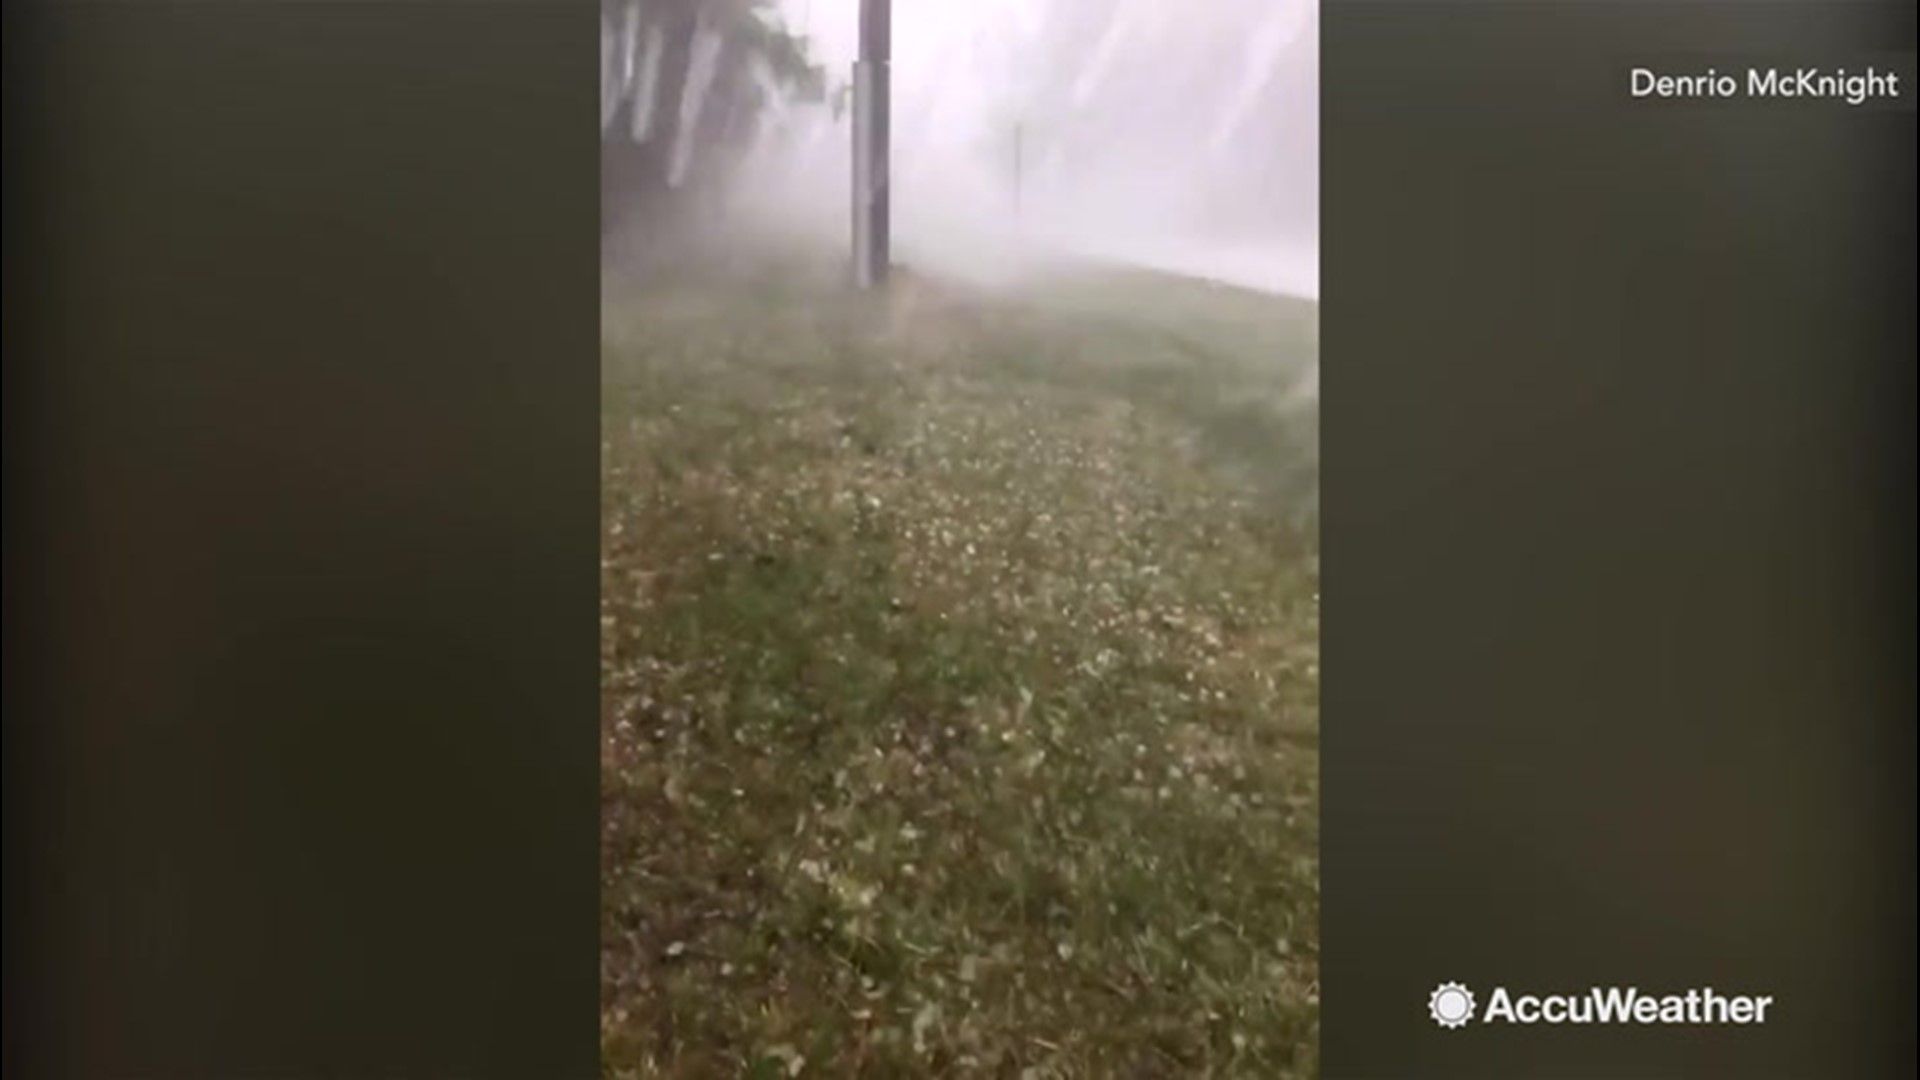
[1428,982,1775,1029]
[1429,982,1477,1028]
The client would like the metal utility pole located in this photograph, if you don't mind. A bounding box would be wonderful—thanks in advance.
[1013,122,1024,221]
[851,0,891,288]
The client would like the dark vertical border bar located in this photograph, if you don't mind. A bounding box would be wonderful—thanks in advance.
[1323,2,1916,1077]
[4,4,57,1077]
[4,3,601,1077]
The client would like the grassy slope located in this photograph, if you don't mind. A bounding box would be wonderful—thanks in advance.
[601,259,1320,1079]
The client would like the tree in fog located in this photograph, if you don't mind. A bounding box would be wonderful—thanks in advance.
[601,0,833,243]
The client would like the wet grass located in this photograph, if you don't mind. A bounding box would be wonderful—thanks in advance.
[601,261,1319,1079]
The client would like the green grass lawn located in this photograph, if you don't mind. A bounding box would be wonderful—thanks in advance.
[600,257,1320,1079]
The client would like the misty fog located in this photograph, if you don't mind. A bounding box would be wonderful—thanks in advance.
[604,0,1318,300]
[600,7,1323,1070]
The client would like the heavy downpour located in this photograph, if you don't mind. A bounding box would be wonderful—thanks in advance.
[601,1,1319,1075]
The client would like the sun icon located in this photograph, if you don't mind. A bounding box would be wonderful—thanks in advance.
[1429,982,1476,1029]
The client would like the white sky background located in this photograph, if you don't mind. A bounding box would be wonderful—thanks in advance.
[768,0,1319,298]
